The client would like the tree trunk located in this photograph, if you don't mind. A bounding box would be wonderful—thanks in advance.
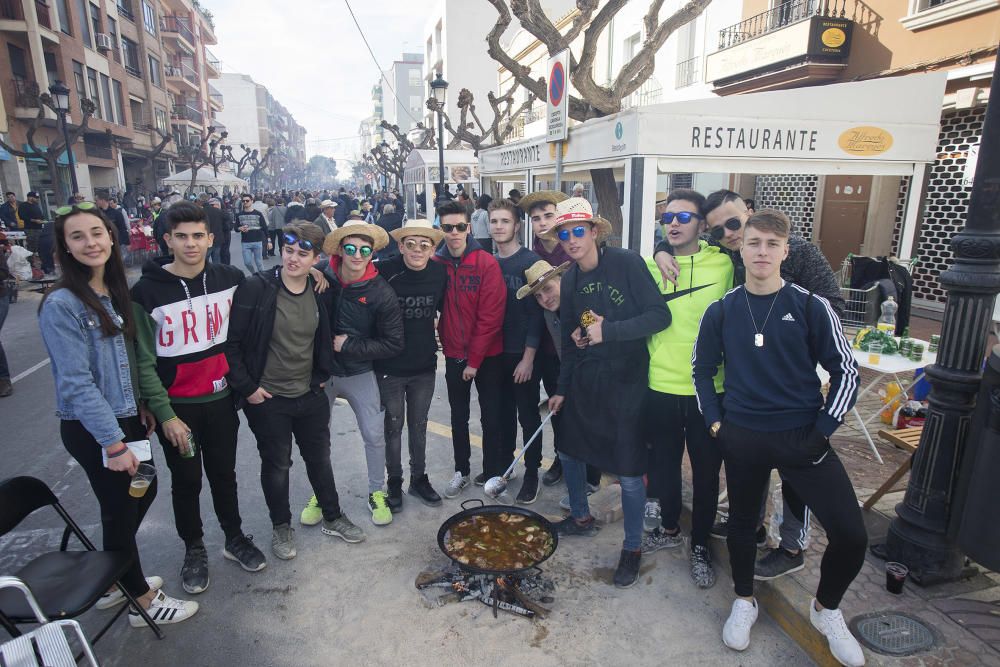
[188,165,198,196]
[590,167,622,248]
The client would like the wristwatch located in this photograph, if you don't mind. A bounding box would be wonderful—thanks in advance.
[710,422,721,438]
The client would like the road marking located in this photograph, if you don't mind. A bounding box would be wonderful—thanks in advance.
[426,419,554,468]
[12,358,50,383]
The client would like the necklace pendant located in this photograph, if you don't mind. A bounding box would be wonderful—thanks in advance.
[754,333,764,347]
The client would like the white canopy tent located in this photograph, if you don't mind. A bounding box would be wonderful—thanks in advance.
[478,72,947,256]
[402,149,479,218]
[161,167,250,193]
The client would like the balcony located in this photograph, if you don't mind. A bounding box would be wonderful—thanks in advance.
[171,103,203,126]
[622,77,663,109]
[34,0,50,29]
[0,0,23,20]
[204,48,221,77]
[705,0,861,95]
[208,83,223,110]
[161,15,195,49]
[132,110,151,131]
[116,0,134,21]
[10,78,40,116]
[675,56,701,88]
[84,141,113,159]
[165,60,199,93]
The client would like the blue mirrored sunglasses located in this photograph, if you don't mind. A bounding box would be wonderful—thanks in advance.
[661,211,703,225]
[557,225,588,242]
[282,233,314,251]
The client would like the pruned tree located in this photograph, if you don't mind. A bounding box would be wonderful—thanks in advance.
[176,126,230,195]
[0,91,97,202]
[369,120,427,189]
[231,144,274,190]
[427,80,536,153]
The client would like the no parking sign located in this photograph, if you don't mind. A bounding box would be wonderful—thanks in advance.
[546,50,569,143]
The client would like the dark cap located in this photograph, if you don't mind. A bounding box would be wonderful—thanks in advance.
[26,191,39,198]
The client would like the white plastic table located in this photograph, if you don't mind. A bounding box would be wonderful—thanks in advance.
[817,338,936,464]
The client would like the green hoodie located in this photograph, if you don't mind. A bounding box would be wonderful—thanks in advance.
[646,241,733,395]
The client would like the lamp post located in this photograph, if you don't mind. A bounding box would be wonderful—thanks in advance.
[430,72,448,204]
[48,80,79,196]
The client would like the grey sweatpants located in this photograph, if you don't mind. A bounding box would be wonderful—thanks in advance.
[326,371,386,494]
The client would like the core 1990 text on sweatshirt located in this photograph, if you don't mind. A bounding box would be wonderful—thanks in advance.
[692,281,858,437]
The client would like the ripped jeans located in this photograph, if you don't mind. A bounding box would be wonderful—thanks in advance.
[377,370,436,480]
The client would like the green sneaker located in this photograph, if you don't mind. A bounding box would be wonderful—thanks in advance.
[300,495,322,526]
[368,491,392,526]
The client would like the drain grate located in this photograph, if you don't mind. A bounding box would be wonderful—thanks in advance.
[850,612,936,656]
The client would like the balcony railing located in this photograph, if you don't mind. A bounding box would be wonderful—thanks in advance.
[165,60,198,85]
[208,83,223,106]
[622,77,663,109]
[116,0,133,20]
[84,142,113,159]
[11,78,39,107]
[675,56,701,88]
[124,61,142,78]
[34,0,51,29]
[1,0,24,20]
[718,0,852,49]
[161,16,195,45]
[205,48,221,72]
[171,103,203,125]
[132,110,150,131]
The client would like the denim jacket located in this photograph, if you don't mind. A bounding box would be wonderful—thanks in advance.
[39,288,137,447]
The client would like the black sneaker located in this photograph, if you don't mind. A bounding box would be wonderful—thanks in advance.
[515,470,539,505]
[553,515,600,537]
[755,525,768,548]
[386,477,404,514]
[223,534,267,572]
[710,516,768,548]
[181,542,210,594]
[690,544,717,589]
[754,547,805,581]
[408,474,442,507]
[542,457,562,486]
[474,472,488,486]
[613,549,641,588]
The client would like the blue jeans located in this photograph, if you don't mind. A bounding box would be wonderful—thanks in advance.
[0,294,9,379]
[560,451,645,551]
[207,246,221,264]
[241,242,264,273]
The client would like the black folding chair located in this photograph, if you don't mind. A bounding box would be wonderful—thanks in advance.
[0,476,164,644]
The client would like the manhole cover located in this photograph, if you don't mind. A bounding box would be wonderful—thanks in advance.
[850,612,936,656]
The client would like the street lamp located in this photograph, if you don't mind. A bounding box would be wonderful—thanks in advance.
[430,72,448,204]
[48,80,79,195]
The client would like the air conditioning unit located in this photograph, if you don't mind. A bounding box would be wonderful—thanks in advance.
[95,33,114,51]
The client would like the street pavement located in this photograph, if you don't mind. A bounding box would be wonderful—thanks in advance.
[0,233,812,666]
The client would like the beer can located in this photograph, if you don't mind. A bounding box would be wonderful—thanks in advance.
[911,343,925,362]
[181,432,197,459]
[929,334,940,353]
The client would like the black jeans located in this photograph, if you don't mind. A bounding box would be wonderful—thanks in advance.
[720,421,867,609]
[444,355,503,477]
[61,417,154,598]
[243,391,342,526]
[156,397,243,545]
[377,370,436,480]
[499,352,542,472]
[644,390,723,547]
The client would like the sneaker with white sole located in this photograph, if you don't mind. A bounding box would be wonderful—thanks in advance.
[643,499,662,533]
[809,599,866,666]
[641,527,683,554]
[271,523,297,560]
[369,491,393,526]
[444,472,470,499]
[754,547,805,581]
[722,598,758,651]
[322,514,365,543]
[128,590,199,627]
[96,576,163,610]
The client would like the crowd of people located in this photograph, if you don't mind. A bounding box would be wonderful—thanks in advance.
[28,180,867,666]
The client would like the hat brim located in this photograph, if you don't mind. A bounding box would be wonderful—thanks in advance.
[518,190,569,211]
[390,225,444,245]
[516,261,571,300]
[322,223,390,255]
[541,216,613,243]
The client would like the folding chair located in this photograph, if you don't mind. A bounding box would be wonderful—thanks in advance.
[862,427,922,510]
[0,476,163,645]
[0,577,99,666]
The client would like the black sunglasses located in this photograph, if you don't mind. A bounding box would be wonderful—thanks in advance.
[441,223,468,233]
[710,217,743,241]
[343,243,373,258]
[283,233,314,251]
[661,211,703,225]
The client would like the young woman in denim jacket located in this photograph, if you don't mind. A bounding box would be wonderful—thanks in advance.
[38,203,199,628]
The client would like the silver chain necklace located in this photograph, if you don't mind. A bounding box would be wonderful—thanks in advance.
[744,283,782,348]
[178,272,216,345]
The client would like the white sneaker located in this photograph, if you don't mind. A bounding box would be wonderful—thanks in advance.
[128,590,199,627]
[444,472,470,499]
[722,598,758,651]
[643,499,662,533]
[96,576,163,610]
[810,599,865,666]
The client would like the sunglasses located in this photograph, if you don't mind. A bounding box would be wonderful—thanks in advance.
[242,199,253,203]
[441,223,468,233]
[710,217,743,241]
[283,233,314,251]
[55,201,97,216]
[342,243,373,258]
[403,238,434,251]
[661,211,703,225]
[557,225,589,242]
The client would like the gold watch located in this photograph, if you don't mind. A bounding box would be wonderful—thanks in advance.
[710,422,721,438]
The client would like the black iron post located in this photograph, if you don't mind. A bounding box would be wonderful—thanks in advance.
[885,56,1000,584]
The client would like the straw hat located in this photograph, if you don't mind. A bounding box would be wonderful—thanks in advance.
[390,218,444,245]
[517,189,568,212]
[320,199,338,209]
[516,260,571,300]
[322,219,390,255]
[542,197,613,241]
[655,192,668,205]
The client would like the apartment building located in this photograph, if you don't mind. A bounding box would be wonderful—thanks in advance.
[700,0,997,311]
[213,72,307,190]
[381,52,424,137]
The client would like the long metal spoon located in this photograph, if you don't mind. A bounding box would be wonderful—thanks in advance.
[483,411,555,500]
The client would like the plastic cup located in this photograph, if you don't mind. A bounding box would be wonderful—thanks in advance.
[868,341,883,365]
[911,343,925,362]
[929,335,940,353]
[129,463,156,498]
[180,432,197,459]
[886,562,908,594]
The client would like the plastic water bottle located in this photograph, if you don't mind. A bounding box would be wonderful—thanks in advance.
[878,296,897,334]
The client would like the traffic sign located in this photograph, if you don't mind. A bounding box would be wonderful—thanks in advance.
[546,50,569,143]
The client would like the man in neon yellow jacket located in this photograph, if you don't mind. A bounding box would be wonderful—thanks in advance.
[642,188,733,589]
